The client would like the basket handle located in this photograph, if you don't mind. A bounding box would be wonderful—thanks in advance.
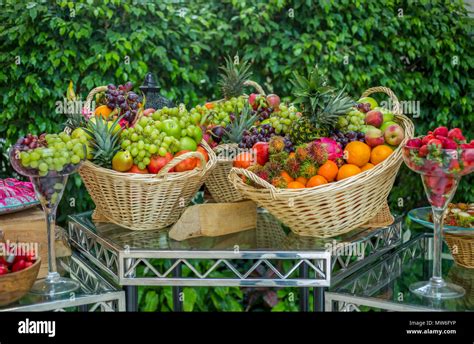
[243,80,266,95]
[84,86,108,113]
[229,167,281,199]
[361,86,402,115]
[155,150,207,178]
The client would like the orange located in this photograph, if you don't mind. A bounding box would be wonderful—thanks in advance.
[94,105,113,118]
[336,164,361,181]
[317,160,339,182]
[233,152,254,168]
[287,181,306,189]
[306,175,328,188]
[344,141,371,167]
[370,145,394,165]
[295,176,308,185]
[280,171,294,184]
[361,163,375,172]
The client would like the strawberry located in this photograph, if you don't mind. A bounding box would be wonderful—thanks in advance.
[462,149,474,164]
[433,126,449,137]
[428,138,442,148]
[406,138,422,148]
[419,145,429,157]
[447,128,465,143]
[422,134,435,145]
[438,137,457,150]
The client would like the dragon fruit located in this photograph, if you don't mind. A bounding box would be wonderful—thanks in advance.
[312,138,343,162]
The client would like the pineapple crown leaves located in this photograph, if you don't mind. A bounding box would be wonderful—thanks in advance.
[218,54,253,99]
[290,66,355,128]
[222,103,258,144]
[83,115,123,168]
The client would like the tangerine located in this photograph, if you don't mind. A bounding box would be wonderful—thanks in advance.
[306,175,328,188]
[360,163,375,172]
[336,164,361,181]
[287,181,306,189]
[344,141,371,167]
[317,160,339,182]
[295,176,308,185]
[94,105,113,118]
[370,145,393,165]
[280,171,294,183]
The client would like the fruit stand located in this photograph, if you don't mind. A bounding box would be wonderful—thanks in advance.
[1,58,473,312]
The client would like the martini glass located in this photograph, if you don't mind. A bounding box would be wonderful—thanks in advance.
[10,141,86,296]
[402,142,474,299]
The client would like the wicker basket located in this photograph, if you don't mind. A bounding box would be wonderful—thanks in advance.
[205,80,266,203]
[79,140,217,231]
[445,232,474,269]
[229,87,414,238]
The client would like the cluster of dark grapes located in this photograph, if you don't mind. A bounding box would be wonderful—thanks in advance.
[330,129,365,148]
[255,106,274,122]
[357,103,371,113]
[106,82,141,123]
[17,133,47,151]
[239,124,275,149]
[283,136,295,153]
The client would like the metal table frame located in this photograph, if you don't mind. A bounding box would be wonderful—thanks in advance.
[68,212,403,312]
[1,253,126,312]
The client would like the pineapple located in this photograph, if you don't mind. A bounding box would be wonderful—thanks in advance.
[222,103,258,144]
[218,55,253,99]
[289,66,355,145]
[83,116,122,169]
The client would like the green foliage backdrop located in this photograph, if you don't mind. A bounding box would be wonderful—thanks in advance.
[0,0,473,310]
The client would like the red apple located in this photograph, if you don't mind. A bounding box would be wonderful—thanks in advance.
[364,128,385,147]
[384,124,405,146]
[365,110,383,128]
[266,94,280,110]
[248,93,259,110]
[252,142,269,166]
[148,152,173,174]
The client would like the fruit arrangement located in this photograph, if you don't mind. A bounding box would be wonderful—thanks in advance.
[403,127,473,208]
[428,203,474,228]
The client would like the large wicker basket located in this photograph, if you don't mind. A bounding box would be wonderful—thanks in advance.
[205,80,265,203]
[229,87,414,238]
[80,140,217,231]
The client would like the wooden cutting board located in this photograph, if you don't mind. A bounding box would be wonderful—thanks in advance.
[169,201,257,241]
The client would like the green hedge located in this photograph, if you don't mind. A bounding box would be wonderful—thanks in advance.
[1,0,473,311]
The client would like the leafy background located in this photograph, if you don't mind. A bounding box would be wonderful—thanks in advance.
[0,0,472,311]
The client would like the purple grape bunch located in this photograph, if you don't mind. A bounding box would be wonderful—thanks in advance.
[256,106,273,122]
[239,124,275,149]
[330,129,365,149]
[105,82,140,123]
[17,133,47,151]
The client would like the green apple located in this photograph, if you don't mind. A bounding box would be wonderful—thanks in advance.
[360,125,376,134]
[180,136,197,151]
[382,112,395,123]
[380,121,397,132]
[162,119,182,139]
[357,97,378,110]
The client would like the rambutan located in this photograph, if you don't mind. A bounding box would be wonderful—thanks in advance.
[300,161,318,179]
[271,176,288,189]
[264,160,283,179]
[247,164,270,182]
[306,142,328,166]
[270,151,289,165]
[295,145,309,162]
[285,156,301,178]
[269,136,286,154]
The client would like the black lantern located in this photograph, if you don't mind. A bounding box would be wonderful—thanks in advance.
[139,73,174,110]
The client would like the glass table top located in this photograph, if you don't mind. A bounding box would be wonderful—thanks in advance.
[69,210,402,253]
[329,234,473,311]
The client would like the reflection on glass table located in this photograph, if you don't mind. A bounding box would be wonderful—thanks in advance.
[326,234,473,311]
[0,253,125,312]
